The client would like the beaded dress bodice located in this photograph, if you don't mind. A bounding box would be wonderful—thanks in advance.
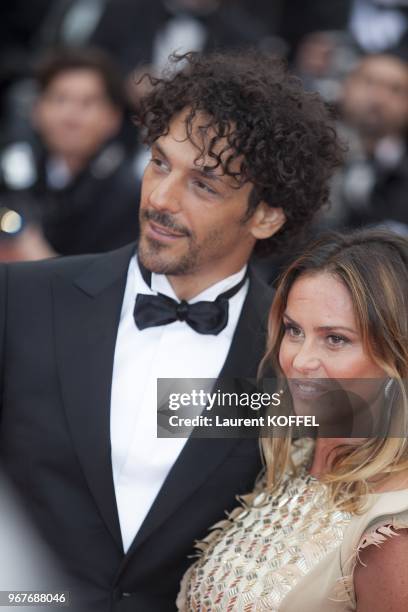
[177,441,408,611]
[177,442,353,611]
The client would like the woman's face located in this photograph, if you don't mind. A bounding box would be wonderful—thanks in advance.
[278,272,386,427]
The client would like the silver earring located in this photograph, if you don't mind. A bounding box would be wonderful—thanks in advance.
[384,378,394,398]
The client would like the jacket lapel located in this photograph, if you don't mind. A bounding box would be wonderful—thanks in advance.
[53,243,135,552]
[219,269,273,379]
[123,270,274,557]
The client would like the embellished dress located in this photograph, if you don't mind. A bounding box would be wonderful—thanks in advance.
[177,441,408,611]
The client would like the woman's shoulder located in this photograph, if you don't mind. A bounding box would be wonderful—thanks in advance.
[340,486,408,570]
[345,488,408,548]
[354,527,408,611]
[337,490,408,608]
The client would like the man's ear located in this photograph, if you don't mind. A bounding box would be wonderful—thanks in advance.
[249,201,286,240]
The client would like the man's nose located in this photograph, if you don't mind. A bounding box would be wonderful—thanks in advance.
[148,173,181,214]
[292,342,321,375]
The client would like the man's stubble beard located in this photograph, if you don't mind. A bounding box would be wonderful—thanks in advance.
[138,228,225,276]
[138,234,198,275]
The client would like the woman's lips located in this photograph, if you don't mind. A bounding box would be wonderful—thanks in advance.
[146,220,187,241]
[288,379,331,401]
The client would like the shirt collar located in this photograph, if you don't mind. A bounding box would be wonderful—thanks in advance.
[134,256,247,303]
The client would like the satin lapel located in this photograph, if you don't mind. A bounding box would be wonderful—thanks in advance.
[53,243,135,551]
[122,269,274,559]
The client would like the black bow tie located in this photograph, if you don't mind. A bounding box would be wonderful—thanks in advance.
[134,261,247,335]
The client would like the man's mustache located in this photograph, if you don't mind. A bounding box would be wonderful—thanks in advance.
[142,209,192,237]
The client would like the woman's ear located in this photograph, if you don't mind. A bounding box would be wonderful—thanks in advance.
[249,202,286,240]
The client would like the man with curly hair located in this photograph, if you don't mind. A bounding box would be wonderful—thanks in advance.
[0,51,342,611]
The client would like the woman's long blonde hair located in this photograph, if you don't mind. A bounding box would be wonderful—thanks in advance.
[259,229,408,513]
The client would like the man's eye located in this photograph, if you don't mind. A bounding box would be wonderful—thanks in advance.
[150,157,166,169]
[194,180,217,195]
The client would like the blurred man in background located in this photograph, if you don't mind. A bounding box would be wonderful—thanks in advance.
[0,48,140,258]
[331,49,408,231]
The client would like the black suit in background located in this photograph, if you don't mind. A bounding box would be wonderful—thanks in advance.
[0,138,141,256]
[345,150,408,233]
[36,146,141,256]
[90,0,267,74]
[0,242,273,611]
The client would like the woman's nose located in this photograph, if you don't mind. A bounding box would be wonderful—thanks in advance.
[291,343,322,375]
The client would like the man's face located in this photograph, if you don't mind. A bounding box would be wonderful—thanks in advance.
[34,69,121,160]
[342,55,408,139]
[138,112,260,280]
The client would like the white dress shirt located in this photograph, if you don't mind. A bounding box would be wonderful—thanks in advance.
[110,256,248,552]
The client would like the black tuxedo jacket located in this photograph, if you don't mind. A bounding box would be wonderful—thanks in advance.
[0,243,274,612]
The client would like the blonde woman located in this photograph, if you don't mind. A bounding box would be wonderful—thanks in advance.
[177,229,408,611]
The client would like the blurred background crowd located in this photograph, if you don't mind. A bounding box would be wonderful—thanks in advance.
[0,0,407,276]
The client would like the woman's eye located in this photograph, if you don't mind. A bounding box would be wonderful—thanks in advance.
[283,323,303,338]
[327,334,349,347]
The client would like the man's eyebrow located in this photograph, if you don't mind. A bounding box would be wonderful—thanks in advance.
[194,166,223,182]
[151,142,167,158]
[151,141,224,182]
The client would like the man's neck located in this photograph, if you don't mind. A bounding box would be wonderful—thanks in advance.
[166,264,247,301]
[48,152,89,178]
[61,153,89,176]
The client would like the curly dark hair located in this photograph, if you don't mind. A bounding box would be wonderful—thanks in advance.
[135,50,344,255]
